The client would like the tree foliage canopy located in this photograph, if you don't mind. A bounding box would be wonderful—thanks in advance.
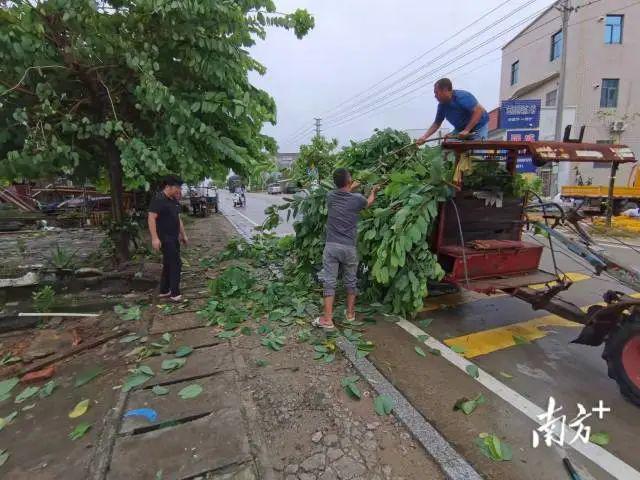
[290,135,338,186]
[0,0,314,188]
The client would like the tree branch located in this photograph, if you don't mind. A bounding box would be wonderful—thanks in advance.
[0,65,68,97]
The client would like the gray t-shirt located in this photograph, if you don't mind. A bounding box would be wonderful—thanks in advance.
[325,190,368,246]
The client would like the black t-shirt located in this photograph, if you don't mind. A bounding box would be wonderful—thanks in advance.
[149,192,181,240]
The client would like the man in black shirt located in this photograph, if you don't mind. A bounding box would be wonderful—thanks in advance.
[148,176,188,301]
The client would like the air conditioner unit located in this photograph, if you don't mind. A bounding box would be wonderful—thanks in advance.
[610,121,626,133]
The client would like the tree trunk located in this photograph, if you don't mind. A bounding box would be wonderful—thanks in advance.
[106,142,130,262]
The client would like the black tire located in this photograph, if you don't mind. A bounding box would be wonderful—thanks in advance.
[602,317,640,406]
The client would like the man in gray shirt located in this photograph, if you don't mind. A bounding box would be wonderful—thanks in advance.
[313,168,379,330]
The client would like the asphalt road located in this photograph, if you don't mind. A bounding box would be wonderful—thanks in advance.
[219,190,640,480]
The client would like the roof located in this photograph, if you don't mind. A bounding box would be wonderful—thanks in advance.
[502,2,558,50]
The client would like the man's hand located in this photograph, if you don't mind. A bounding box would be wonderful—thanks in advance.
[415,136,427,146]
[371,184,381,194]
[458,130,471,139]
[151,237,161,252]
[179,233,189,245]
[349,181,361,192]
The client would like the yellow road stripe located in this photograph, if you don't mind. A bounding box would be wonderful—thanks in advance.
[421,272,592,313]
[444,292,640,359]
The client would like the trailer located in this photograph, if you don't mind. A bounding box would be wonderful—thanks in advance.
[437,138,640,405]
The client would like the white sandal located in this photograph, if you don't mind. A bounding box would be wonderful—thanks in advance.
[312,317,335,330]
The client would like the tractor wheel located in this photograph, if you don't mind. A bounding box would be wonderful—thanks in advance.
[603,317,640,406]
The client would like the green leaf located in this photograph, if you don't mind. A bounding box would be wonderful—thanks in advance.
[75,366,103,387]
[414,346,426,357]
[427,347,441,356]
[162,332,172,343]
[255,359,268,367]
[39,380,57,398]
[450,345,467,354]
[137,365,155,376]
[374,394,394,416]
[0,449,9,467]
[178,384,203,399]
[418,318,433,329]
[122,373,152,392]
[465,364,479,379]
[69,422,92,441]
[0,378,19,397]
[120,334,141,343]
[512,335,530,345]
[454,394,485,415]
[499,371,513,379]
[114,305,142,321]
[152,385,169,396]
[475,434,512,461]
[0,411,18,431]
[589,432,610,446]
[175,346,193,358]
[416,334,429,342]
[340,376,359,386]
[344,383,362,399]
[322,353,335,363]
[21,403,36,411]
[161,358,186,372]
[68,399,90,418]
[14,386,40,404]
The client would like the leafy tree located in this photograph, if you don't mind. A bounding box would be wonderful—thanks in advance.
[0,0,313,260]
[291,135,338,186]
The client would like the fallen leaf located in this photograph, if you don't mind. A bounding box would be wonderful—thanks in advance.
[74,366,103,387]
[255,359,268,367]
[137,365,154,377]
[0,449,8,467]
[418,318,433,329]
[499,371,513,379]
[475,434,512,461]
[69,422,91,440]
[14,386,40,404]
[21,365,55,383]
[21,403,36,411]
[0,378,19,397]
[450,345,467,354]
[174,346,193,358]
[161,358,186,372]
[427,347,441,356]
[68,399,90,418]
[162,332,172,343]
[454,394,486,415]
[512,335,530,345]
[589,432,610,446]
[119,334,141,344]
[414,346,426,357]
[0,411,18,431]
[178,384,203,399]
[465,364,479,379]
[152,385,169,396]
[416,334,429,342]
[122,373,152,392]
[374,395,394,416]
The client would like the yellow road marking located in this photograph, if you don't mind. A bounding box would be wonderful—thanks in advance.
[421,272,591,313]
[444,292,640,358]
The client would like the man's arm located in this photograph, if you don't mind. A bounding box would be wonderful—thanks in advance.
[416,121,442,145]
[179,216,188,245]
[148,212,161,251]
[366,185,381,208]
[460,104,486,136]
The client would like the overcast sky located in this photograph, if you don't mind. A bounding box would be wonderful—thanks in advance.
[249,0,554,152]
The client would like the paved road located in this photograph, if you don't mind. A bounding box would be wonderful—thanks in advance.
[220,192,640,480]
[217,190,294,238]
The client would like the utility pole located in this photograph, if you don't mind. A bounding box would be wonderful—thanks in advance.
[606,129,623,227]
[554,0,571,142]
[314,117,322,138]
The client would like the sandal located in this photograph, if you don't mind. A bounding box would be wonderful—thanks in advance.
[312,317,335,330]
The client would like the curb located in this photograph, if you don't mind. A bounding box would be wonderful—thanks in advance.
[336,338,482,480]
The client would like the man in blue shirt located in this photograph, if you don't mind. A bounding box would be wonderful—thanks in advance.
[416,78,489,144]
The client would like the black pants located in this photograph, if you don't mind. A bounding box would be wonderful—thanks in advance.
[160,238,181,296]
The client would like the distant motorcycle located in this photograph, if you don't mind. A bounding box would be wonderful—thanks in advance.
[233,191,246,208]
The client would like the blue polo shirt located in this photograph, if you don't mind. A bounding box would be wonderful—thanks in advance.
[435,89,489,132]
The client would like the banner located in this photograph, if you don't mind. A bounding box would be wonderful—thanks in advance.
[500,100,541,129]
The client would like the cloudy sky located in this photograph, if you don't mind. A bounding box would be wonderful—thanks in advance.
[249,0,554,152]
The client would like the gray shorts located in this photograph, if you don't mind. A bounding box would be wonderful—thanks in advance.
[321,242,358,297]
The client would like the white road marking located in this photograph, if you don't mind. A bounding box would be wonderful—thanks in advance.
[397,319,640,480]
[231,208,259,227]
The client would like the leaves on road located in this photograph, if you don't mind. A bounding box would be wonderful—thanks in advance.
[414,346,426,357]
[138,365,155,377]
[122,372,153,392]
[69,422,92,441]
[74,366,103,387]
[589,432,610,446]
[512,335,530,345]
[0,449,9,467]
[39,381,57,398]
[120,334,141,344]
[14,386,40,404]
[499,371,513,379]
[68,399,90,418]
[340,376,362,400]
[0,411,18,431]
[114,305,142,321]
[454,394,486,415]
[178,384,203,399]
[418,318,433,329]
[255,359,268,367]
[416,334,429,342]
[161,358,186,372]
[0,378,19,401]
[450,345,467,354]
[374,394,394,416]
[356,340,375,358]
[475,434,512,461]
[427,347,441,356]
[152,385,169,396]
[465,364,479,379]
[261,332,286,351]
[174,346,193,358]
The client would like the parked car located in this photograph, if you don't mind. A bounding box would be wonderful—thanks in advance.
[267,183,282,194]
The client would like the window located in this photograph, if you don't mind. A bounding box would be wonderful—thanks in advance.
[604,15,623,44]
[600,79,619,108]
[550,30,563,61]
[545,89,557,106]
[510,61,519,85]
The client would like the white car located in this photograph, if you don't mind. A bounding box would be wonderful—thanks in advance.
[267,184,281,194]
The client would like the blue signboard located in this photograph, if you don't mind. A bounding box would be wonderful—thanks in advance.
[507,130,539,142]
[500,100,541,129]
[515,157,537,173]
